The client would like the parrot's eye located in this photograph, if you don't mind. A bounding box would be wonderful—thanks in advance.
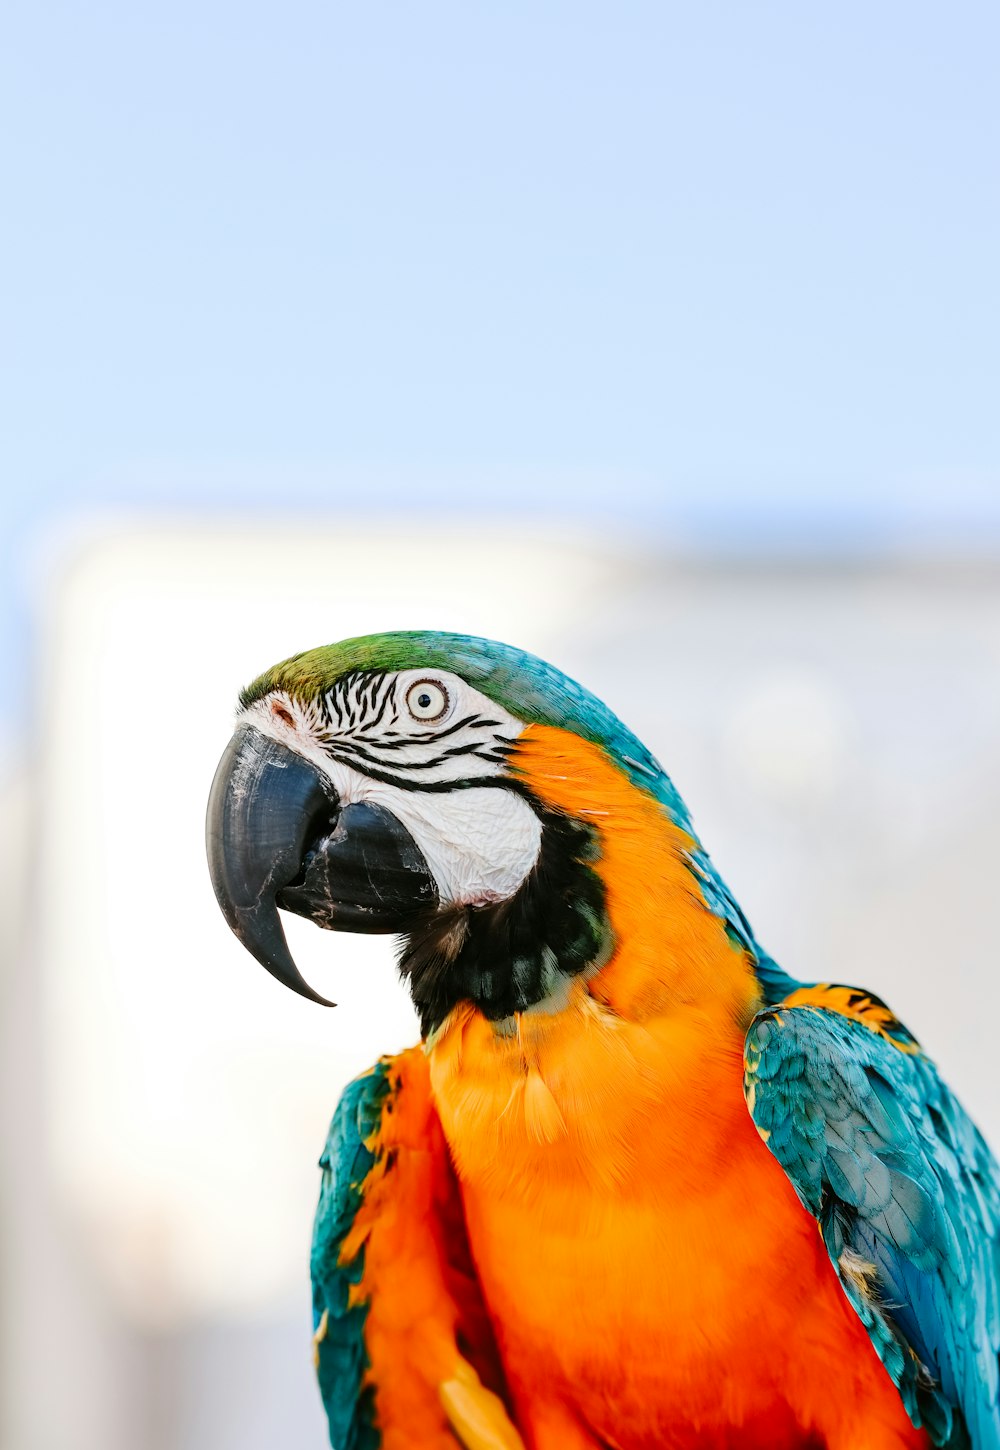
[406,679,450,723]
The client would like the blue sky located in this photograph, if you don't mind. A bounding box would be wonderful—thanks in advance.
[2,2,999,731]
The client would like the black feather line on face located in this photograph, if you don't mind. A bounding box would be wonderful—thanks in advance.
[319,739,507,778]
[321,753,534,794]
[397,805,612,1035]
[366,679,393,731]
[347,715,481,751]
[400,713,483,744]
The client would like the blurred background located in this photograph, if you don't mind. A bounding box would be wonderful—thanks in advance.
[2,4,999,1447]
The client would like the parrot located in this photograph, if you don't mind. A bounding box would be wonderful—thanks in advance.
[205,631,1000,1450]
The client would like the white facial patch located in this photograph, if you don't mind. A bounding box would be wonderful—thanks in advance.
[373,784,541,906]
[240,669,543,908]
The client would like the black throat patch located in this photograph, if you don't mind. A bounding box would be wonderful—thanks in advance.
[397,806,613,1036]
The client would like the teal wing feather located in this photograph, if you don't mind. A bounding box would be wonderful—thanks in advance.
[745,1001,1000,1449]
[310,1061,391,1450]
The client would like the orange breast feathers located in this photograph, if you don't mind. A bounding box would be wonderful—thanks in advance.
[428,721,766,1200]
[426,725,927,1450]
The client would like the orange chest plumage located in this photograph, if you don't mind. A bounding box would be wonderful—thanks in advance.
[426,726,926,1450]
[430,1000,925,1450]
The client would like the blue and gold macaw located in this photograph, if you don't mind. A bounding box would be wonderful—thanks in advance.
[207,632,1000,1450]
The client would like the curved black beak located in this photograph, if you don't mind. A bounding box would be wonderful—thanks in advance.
[206,725,438,1004]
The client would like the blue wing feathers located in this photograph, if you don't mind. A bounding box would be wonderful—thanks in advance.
[310,1062,392,1450]
[746,1004,1000,1449]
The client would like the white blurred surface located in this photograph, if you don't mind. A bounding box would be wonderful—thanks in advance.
[4,522,1000,1448]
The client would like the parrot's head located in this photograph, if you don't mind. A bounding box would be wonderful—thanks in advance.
[207,631,758,1034]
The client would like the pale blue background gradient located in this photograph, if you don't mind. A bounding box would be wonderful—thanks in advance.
[2,1,999,727]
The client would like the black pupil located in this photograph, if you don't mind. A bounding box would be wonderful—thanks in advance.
[418,692,432,709]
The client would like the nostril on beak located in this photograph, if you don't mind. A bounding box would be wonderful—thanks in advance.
[271,701,295,728]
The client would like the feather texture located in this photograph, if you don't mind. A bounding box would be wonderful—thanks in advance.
[311,1049,523,1450]
[745,997,1000,1448]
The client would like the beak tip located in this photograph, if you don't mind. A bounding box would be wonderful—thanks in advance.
[231,902,337,1008]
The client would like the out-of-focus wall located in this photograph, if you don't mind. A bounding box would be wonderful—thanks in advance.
[3,521,999,1449]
